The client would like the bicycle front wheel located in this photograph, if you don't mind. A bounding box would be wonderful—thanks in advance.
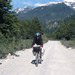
[35,53,39,67]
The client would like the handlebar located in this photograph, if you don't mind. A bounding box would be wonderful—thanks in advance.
[33,45,40,47]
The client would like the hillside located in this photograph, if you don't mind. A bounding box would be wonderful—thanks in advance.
[43,13,75,34]
[17,3,75,24]
[52,14,75,40]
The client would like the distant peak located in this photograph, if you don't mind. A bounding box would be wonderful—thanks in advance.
[14,6,34,13]
[64,0,75,2]
[38,1,75,10]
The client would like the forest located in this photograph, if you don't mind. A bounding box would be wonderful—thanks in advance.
[0,0,43,58]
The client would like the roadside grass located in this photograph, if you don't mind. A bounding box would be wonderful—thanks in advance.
[0,39,33,59]
[46,34,75,49]
[61,40,75,49]
[0,34,48,59]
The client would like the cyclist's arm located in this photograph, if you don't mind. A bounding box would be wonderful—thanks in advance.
[32,37,36,47]
[40,38,43,47]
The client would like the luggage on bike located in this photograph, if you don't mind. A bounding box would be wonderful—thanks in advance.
[41,48,45,56]
[33,47,40,53]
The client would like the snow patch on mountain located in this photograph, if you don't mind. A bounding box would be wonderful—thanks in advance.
[14,6,34,13]
[37,1,75,9]
[64,1,75,9]
[45,1,75,10]
[14,1,75,14]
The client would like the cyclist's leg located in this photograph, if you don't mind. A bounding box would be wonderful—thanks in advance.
[38,48,42,63]
[39,48,42,59]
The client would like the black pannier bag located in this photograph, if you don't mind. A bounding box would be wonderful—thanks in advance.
[33,47,40,53]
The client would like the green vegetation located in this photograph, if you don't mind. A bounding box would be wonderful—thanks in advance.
[64,14,75,23]
[0,0,43,58]
[19,17,43,39]
[0,38,33,58]
[45,14,75,48]
[61,40,75,49]
[0,0,75,58]
[53,16,75,40]
[45,14,75,34]
[50,14,75,48]
[44,20,59,33]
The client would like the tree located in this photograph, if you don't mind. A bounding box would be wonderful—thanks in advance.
[19,18,43,39]
[0,0,12,23]
[0,0,21,38]
[53,21,75,40]
[31,17,43,35]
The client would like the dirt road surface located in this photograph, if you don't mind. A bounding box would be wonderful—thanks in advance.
[0,41,75,75]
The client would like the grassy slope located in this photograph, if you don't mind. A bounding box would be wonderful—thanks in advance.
[61,40,75,49]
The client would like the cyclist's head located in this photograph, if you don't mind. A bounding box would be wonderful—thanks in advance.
[35,32,40,37]
[35,32,41,39]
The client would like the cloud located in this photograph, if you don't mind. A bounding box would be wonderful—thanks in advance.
[63,0,75,2]
[34,2,61,7]
[34,3,47,6]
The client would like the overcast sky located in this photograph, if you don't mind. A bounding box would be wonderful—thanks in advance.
[11,0,75,10]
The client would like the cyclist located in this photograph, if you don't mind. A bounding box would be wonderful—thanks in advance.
[32,32,43,61]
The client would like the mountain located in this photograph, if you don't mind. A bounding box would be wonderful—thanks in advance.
[64,1,75,9]
[14,6,34,14]
[64,14,75,22]
[36,1,75,9]
[15,2,75,14]
[53,14,75,40]
[17,3,75,24]
[45,13,75,33]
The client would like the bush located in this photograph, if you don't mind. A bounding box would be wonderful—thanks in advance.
[0,38,33,58]
[61,40,75,48]
[53,21,75,40]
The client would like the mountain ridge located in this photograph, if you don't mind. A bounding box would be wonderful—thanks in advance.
[14,1,75,14]
[13,1,75,14]
[17,3,75,24]
[14,6,34,14]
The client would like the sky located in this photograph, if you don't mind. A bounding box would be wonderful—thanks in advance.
[11,0,75,10]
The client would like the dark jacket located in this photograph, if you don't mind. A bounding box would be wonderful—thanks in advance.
[32,36,43,47]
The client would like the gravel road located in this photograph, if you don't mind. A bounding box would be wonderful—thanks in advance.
[0,41,75,75]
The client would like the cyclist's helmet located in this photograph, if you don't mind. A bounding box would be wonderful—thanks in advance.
[36,32,40,36]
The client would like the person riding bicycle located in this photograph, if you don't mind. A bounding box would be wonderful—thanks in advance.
[32,32,43,60]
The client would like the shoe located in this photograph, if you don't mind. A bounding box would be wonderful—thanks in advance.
[31,60,35,64]
[38,59,42,64]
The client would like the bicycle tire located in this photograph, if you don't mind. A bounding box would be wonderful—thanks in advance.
[35,53,39,67]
